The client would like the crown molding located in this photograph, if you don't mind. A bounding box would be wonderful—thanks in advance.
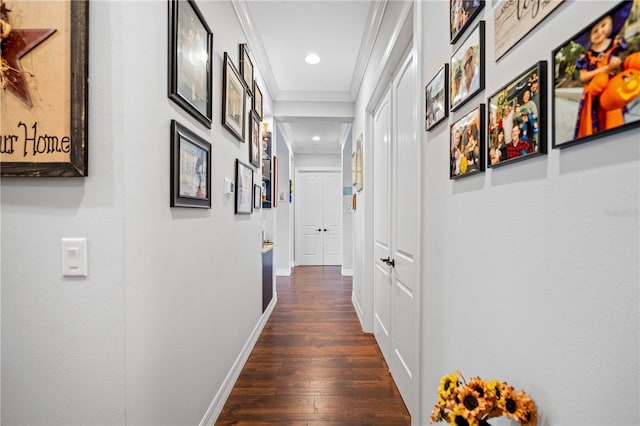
[276,90,354,103]
[349,0,388,99]
[232,0,280,101]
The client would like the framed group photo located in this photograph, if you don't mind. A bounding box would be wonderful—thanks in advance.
[450,21,485,112]
[168,0,213,129]
[426,64,449,131]
[170,120,212,208]
[235,159,253,214]
[450,104,485,179]
[450,0,484,44]
[552,0,640,148]
[488,61,547,168]
[222,52,246,142]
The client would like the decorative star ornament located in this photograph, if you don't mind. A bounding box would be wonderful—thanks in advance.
[1,12,56,107]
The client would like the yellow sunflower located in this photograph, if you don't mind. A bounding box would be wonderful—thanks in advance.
[498,384,527,421]
[446,409,479,426]
[454,385,488,421]
[438,373,461,404]
[516,391,537,426]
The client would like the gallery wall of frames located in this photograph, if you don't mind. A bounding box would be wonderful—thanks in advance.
[425,0,640,179]
[168,0,268,211]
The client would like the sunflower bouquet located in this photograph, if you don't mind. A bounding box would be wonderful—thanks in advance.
[430,370,537,426]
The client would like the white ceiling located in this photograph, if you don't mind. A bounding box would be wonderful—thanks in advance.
[234,0,385,154]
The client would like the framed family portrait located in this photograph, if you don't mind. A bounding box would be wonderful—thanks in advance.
[235,159,253,214]
[450,21,485,112]
[222,52,246,142]
[488,61,547,168]
[450,104,485,179]
[168,0,213,129]
[451,0,484,44]
[1,0,88,177]
[552,0,640,148]
[426,64,449,130]
[249,112,261,168]
[253,81,264,120]
[239,43,254,95]
[170,120,212,208]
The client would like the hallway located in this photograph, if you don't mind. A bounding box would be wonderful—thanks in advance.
[216,266,410,425]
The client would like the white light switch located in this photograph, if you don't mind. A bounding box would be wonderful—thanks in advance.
[62,238,88,277]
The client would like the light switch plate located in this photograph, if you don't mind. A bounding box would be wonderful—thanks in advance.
[62,238,88,277]
[224,178,235,195]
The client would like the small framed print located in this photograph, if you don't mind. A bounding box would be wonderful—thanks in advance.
[450,21,485,112]
[222,52,246,142]
[170,120,212,208]
[450,104,485,179]
[254,184,262,210]
[253,81,264,120]
[235,159,253,214]
[450,0,484,44]
[168,0,213,129]
[552,1,640,149]
[239,43,254,95]
[249,112,261,168]
[426,64,449,131]
[488,61,547,168]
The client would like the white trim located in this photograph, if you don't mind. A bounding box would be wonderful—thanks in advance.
[351,293,365,329]
[276,268,291,276]
[199,295,277,425]
[350,0,388,99]
[341,268,353,276]
[289,261,295,268]
[295,166,342,173]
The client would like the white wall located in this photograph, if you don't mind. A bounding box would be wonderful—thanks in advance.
[1,1,273,424]
[341,135,353,275]
[275,137,292,275]
[419,1,639,425]
[293,153,341,169]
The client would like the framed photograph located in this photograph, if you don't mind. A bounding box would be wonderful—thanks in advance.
[249,112,261,168]
[223,52,246,142]
[450,21,485,112]
[253,184,262,210]
[353,134,364,192]
[253,81,264,120]
[239,43,254,95]
[450,104,485,179]
[273,155,278,207]
[168,0,213,129]
[488,61,547,168]
[426,64,449,130]
[170,120,212,208]
[235,159,253,214]
[451,0,484,44]
[352,151,357,186]
[493,0,564,61]
[1,0,88,177]
[552,0,640,148]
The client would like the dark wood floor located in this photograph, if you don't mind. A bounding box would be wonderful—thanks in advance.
[216,266,411,425]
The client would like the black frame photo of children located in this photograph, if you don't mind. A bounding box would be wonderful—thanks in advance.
[450,0,485,44]
[487,61,548,168]
[552,0,640,148]
[426,64,449,131]
[450,104,485,179]
[450,21,485,112]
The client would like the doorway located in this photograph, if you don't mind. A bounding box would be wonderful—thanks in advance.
[294,169,343,265]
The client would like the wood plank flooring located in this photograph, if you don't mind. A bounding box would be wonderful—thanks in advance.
[216,266,410,425]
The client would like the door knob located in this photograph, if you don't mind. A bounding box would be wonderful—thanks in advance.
[317,228,322,232]
[380,256,390,263]
[323,229,327,232]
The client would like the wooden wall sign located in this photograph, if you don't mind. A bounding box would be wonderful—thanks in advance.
[1,0,88,177]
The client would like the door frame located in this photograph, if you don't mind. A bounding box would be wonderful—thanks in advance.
[293,167,342,267]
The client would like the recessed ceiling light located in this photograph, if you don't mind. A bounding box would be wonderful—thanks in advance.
[312,136,320,141]
[305,54,320,65]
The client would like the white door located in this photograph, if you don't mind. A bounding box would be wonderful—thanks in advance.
[373,89,392,363]
[296,171,343,265]
[372,50,420,418]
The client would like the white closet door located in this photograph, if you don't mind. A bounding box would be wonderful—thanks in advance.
[322,172,343,265]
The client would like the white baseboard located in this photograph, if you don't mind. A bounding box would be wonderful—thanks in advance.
[199,295,277,425]
[276,268,291,276]
[341,268,353,276]
[352,293,364,326]
[289,260,295,268]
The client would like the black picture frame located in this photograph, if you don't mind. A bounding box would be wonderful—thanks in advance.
[249,112,261,168]
[450,104,485,179]
[1,1,88,177]
[552,0,640,149]
[239,43,254,95]
[170,120,212,208]
[253,81,264,120]
[426,64,449,131]
[450,21,485,112]
[168,0,213,129]
[253,184,262,210]
[235,159,253,214]
[222,52,246,142]
[450,0,485,44]
[488,61,547,168]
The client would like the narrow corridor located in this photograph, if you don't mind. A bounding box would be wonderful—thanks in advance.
[216,266,411,425]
